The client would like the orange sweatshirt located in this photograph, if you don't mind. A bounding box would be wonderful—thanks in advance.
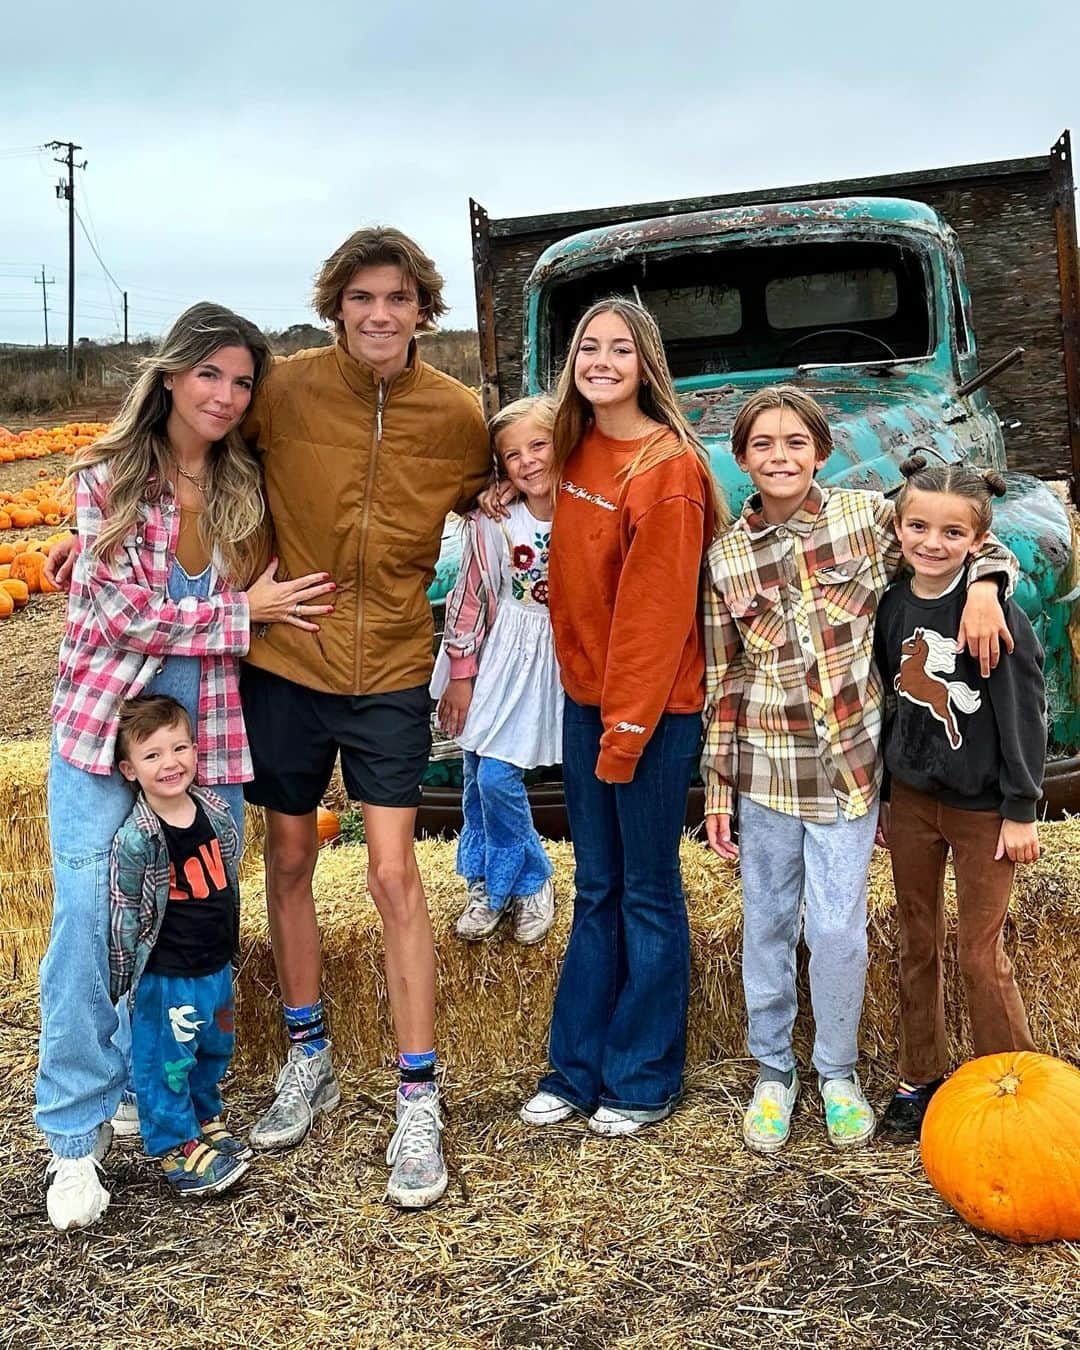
[549,425,709,783]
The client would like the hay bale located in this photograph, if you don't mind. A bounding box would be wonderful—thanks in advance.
[0,738,265,978]
[233,820,1080,1079]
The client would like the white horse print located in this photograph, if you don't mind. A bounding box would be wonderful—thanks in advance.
[895,626,981,750]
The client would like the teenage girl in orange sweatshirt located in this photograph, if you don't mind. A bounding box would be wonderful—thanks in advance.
[519,298,728,1136]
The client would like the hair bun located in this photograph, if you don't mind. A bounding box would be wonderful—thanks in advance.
[899,452,928,478]
[982,469,1008,498]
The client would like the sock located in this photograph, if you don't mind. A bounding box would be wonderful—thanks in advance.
[758,1064,796,1089]
[398,1049,436,1099]
[283,999,328,1057]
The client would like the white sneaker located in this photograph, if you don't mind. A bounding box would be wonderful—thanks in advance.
[110,1095,140,1139]
[519,1091,576,1126]
[455,888,509,941]
[385,1085,447,1209]
[821,1072,876,1150]
[248,1043,340,1151]
[743,1074,800,1154]
[511,878,555,945]
[45,1122,113,1232]
[587,1103,673,1137]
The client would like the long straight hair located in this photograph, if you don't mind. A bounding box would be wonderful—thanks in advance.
[71,302,272,585]
[551,297,728,534]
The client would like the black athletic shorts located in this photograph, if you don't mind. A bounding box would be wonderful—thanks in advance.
[240,664,432,814]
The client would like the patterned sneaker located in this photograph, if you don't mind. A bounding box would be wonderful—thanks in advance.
[161,1140,249,1196]
[455,883,509,941]
[110,1092,141,1139]
[742,1074,800,1154]
[44,1122,114,1232]
[385,1084,447,1209]
[201,1116,254,1161]
[880,1077,945,1143]
[511,878,556,945]
[519,1091,576,1126]
[821,1073,876,1150]
[248,1042,341,1151]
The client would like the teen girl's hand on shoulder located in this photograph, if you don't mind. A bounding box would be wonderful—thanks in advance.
[476,478,516,521]
[437,678,473,739]
[245,559,336,632]
[706,812,739,860]
[45,533,78,590]
[995,818,1040,864]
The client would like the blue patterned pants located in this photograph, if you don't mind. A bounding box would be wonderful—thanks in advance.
[456,751,552,910]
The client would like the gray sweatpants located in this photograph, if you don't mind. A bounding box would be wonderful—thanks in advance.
[739,797,878,1081]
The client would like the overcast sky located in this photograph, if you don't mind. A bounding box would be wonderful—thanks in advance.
[1,0,1076,347]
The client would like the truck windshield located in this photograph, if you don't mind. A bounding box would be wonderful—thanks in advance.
[545,239,932,379]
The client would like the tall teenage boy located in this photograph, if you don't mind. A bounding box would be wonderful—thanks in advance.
[700,386,1016,1155]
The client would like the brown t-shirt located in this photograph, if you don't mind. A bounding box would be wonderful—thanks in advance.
[174,507,210,577]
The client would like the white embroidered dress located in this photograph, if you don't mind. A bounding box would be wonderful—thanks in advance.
[431,501,562,769]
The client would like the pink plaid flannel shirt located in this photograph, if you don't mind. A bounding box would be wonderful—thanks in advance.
[51,461,252,783]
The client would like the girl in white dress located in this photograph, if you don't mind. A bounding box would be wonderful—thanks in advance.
[432,396,560,943]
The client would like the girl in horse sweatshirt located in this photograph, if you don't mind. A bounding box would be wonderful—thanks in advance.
[873,454,1046,1142]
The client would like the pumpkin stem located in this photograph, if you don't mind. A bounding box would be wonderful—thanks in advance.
[995,1071,1021,1096]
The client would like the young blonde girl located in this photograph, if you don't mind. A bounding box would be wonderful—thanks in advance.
[520,297,728,1137]
[432,395,560,943]
[875,454,1045,1140]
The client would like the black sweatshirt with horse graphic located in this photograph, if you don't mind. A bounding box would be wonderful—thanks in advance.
[873,573,1046,822]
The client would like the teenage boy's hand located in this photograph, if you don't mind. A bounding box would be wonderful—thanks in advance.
[706,812,739,860]
[875,803,890,849]
[477,479,516,521]
[45,533,78,590]
[995,818,1041,864]
[957,579,1014,678]
[437,678,473,739]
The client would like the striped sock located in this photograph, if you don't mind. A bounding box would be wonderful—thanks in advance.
[283,999,328,1057]
[399,1049,436,1099]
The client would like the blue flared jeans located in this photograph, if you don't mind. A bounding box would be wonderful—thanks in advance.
[539,696,700,1114]
[456,751,553,911]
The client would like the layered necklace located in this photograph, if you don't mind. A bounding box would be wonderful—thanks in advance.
[171,456,210,496]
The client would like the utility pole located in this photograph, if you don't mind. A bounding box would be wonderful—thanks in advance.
[123,290,129,344]
[35,265,55,347]
[45,139,86,375]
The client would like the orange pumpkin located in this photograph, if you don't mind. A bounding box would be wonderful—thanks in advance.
[316,807,341,847]
[10,551,46,593]
[0,590,12,620]
[0,578,29,609]
[0,544,14,564]
[921,1051,1080,1244]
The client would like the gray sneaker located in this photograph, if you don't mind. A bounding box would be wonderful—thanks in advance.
[385,1084,448,1209]
[511,877,555,944]
[248,1043,340,1151]
[455,882,509,941]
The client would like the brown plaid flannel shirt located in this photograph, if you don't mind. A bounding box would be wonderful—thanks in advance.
[701,482,1016,824]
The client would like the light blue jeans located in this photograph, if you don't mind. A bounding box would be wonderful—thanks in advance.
[738,797,878,1082]
[456,751,552,911]
[35,560,244,1157]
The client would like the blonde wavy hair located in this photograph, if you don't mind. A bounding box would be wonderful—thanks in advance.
[71,302,272,585]
[551,298,729,534]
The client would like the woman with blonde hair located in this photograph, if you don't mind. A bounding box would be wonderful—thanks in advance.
[37,302,334,1232]
[519,296,728,1135]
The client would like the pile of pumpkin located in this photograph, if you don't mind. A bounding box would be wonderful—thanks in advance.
[0,536,65,619]
[0,421,107,462]
[0,474,73,531]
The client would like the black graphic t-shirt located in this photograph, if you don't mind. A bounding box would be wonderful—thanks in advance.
[873,574,1046,821]
[146,799,237,978]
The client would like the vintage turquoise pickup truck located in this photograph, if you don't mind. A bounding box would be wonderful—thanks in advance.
[421,135,1080,829]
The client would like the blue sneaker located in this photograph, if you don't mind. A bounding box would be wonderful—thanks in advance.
[161,1140,250,1196]
[200,1116,254,1162]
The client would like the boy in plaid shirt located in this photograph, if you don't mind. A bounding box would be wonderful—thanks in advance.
[701,387,1016,1154]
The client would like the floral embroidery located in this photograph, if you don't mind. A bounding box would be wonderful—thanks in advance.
[510,529,551,605]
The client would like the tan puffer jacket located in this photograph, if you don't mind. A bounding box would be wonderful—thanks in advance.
[242,341,490,695]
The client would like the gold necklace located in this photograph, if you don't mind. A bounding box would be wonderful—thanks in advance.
[172,458,210,494]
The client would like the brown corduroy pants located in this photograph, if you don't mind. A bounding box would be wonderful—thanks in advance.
[888,779,1036,1083]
